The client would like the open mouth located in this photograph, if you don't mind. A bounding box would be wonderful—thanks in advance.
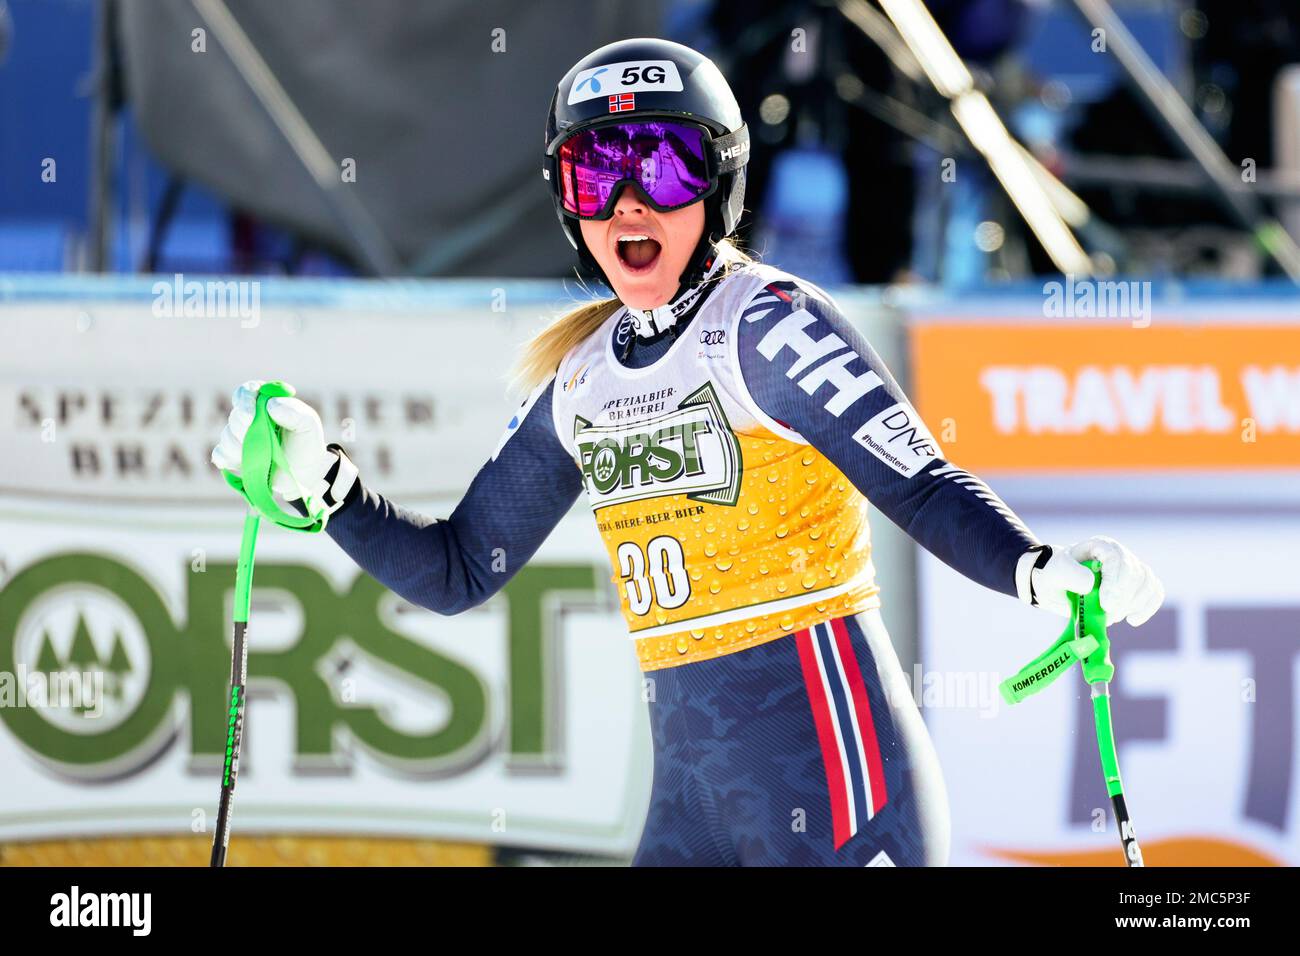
[616,234,662,274]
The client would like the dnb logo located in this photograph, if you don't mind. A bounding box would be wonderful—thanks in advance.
[574,383,742,508]
[851,403,940,478]
[0,552,597,779]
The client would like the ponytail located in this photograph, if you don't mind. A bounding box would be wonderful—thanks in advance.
[511,296,624,393]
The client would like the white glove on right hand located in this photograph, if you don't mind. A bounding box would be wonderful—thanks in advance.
[211,380,348,504]
[1016,537,1164,627]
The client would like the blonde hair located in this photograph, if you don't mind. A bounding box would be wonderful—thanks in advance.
[513,239,756,393]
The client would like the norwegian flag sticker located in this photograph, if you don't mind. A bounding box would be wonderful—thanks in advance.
[608,93,636,113]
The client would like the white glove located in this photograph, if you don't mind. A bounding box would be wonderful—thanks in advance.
[1016,536,1164,627]
[211,380,356,507]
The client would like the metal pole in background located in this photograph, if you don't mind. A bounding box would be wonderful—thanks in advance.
[1070,0,1300,282]
[1274,66,1300,252]
[191,0,401,276]
[856,0,1094,276]
[86,0,120,273]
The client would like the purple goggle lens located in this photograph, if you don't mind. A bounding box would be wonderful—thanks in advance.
[557,120,714,219]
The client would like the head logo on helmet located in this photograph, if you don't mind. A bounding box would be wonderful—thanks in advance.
[543,38,750,290]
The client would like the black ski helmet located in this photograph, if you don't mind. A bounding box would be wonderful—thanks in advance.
[543,38,750,290]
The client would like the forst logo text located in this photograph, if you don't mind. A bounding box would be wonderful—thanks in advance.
[0,553,597,776]
[579,418,712,495]
[572,383,743,508]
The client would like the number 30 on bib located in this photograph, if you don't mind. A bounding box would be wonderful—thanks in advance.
[617,536,690,614]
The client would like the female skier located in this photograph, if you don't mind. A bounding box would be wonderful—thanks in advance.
[212,38,1164,866]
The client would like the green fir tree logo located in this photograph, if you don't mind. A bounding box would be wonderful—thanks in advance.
[33,609,134,715]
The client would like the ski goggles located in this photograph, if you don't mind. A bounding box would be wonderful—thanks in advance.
[549,118,749,220]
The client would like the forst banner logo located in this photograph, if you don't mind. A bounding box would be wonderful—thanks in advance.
[574,383,742,508]
[0,552,596,776]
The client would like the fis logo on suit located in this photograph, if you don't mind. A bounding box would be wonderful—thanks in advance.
[573,383,742,508]
[563,364,590,393]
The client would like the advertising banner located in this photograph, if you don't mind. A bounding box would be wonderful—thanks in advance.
[920,511,1300,866]
[0,279,650,861]
[911,316,1300,471]
[910,298,1300,866]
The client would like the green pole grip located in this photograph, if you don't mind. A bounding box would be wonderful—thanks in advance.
[1092,688,1125,798]
[998,559,1112,704]
[1075,561,1114,684]
[232,510,260,623]
[220,381,328,533]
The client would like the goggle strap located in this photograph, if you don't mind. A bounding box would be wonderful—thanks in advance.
[712,124,750,173]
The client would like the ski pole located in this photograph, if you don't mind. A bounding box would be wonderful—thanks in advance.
[210,508,258,868]
[999,559,1143,867]
[210,381,329,867]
